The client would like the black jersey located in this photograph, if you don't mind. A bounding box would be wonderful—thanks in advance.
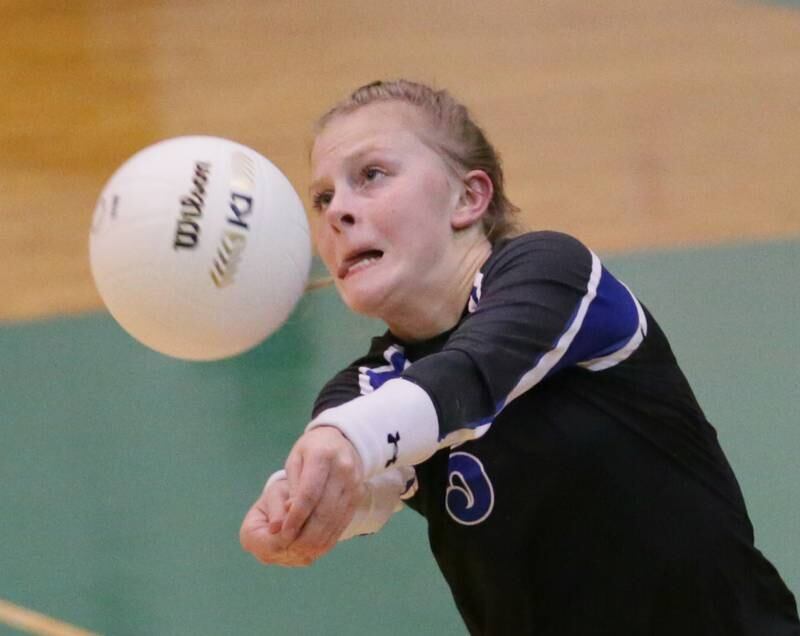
[312,232,799,635]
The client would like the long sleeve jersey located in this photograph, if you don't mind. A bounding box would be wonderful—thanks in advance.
[309,231,799,636]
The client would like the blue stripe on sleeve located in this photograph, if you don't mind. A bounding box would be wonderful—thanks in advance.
[434,252,646,439]
[550,266,641,375]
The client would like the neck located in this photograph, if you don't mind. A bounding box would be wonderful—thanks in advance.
[385,234,492,342]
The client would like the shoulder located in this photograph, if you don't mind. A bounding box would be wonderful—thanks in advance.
[489,230,590,261]
[479,231,595,288]
[501,230,587,250]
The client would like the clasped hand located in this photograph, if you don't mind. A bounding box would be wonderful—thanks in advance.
[240,426,365,567]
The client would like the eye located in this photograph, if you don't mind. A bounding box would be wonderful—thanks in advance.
[361,166,385,184]
[311,191,332,212]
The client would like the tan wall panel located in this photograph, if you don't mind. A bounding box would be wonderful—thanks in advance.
[1,0,798,320]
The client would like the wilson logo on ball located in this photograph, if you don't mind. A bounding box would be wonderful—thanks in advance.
[209,153,257,288]
[210,230,246,288]
[228,151,256,230]
[173,161,211,250]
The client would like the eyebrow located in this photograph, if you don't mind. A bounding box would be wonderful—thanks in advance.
[308,144,391,195]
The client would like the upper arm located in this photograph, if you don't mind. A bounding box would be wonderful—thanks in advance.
[404,232,647,437]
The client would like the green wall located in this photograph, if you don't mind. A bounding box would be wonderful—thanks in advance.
[1,240,797,635]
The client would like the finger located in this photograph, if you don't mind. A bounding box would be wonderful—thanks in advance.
[265,480,291,534]
[268,551,315,568]
[313,452,363,546]
[292,490,352,558]
[324,482,365,545]
[285,447,303,495]
[239,501,272,555]
[318,480,362,547]
[241,503,304,566]
[281,457,332,543]
[254,542,313,568]
[291,442,363,550]
[300,467,359,548]
[290,483,344,555]
[292,475,363,557]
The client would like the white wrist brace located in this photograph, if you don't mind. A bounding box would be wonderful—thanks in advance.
[307,378,440,480]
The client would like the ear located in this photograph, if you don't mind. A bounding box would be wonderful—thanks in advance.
[451,170,493,231]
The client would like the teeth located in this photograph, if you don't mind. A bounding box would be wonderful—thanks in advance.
[348,256,380,274]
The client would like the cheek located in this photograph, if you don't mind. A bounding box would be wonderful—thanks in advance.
[384,174,453,236]
[311,222,335,268]
[399,193,455,245]
[411,170,458,226]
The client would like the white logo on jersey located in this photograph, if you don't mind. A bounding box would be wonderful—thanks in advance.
[358,345,410,395]
[445,451,495,526]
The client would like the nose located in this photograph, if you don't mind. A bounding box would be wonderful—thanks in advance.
[325,191,357,233]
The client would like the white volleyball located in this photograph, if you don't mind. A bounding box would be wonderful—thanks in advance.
[89,136,311,361]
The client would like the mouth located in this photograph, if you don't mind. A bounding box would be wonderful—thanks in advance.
[338,249,384,279]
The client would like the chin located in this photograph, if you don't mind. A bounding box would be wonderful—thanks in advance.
[336,275,395,318]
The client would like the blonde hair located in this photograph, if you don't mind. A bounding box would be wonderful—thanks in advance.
[314,80,520,243]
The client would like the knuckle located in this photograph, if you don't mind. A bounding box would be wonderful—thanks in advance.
[313,508,333,525]
[239,531,251,552]
[294,493,316,511]
[310,538,328,553]
[296,537,319,554]
[338,455,355,475]
[239,528,259,554]
[301,554,315,566]
[304,535,328,554]
[256,553,273,566]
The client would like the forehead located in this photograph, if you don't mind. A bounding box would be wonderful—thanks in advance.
[310,101,436,173]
